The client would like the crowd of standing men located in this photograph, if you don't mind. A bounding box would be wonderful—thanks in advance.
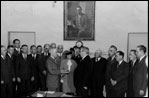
[1,39,148,97]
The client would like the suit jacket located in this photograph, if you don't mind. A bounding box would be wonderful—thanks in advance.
[46,56,61,91]
[133,56,148,97]
[6,54,15,79]
[1,56,14,83]
[76,55,93,89]
[105,57,117,89]
[28,54,39,78]
[73,13,88,30]
[38,53,50,74]
[111,60,129,91]
[127,60,138,97]
[16,54,33,80]
[91,57,107,89]
[13,48,21,75]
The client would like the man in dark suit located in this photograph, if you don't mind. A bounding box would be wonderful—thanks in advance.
[105,45,118,97]
[12,39,21,96]
[36,45,42,55]
[126,50,138,97]
[1,45,15,97]
[91,49,107,97]
[28,45,40,92]
[38,44,51,91]
[133,45,148,97]
[16,44,34,96]
[6,45,16,96]
[73,46,82,90]
[110,51,129,97]
[76,46,93,97]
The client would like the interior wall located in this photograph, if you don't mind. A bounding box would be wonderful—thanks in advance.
[1,1,148,60]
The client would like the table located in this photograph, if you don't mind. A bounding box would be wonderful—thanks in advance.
[31,91,76,97]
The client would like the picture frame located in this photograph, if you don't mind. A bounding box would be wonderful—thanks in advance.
[64,1,95,41]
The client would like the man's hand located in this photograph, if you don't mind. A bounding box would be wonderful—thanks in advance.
[31,76,34,81]
[17,77,21,83]
[139,90,144,96]
[1,80,4,84]
[12,78,15,82]
[83,86,88,90]
[43,70,46,75]
[110,79,117,86]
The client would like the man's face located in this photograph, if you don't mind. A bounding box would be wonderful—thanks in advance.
[37,47,42,54]
[14,41,20,48]
[8,47,14,55]
[44,45,50,53]
[57,46,63,53]
[51,48,57,58]
[80,49,85,58]
[31,47,36,54]
[22,46,28,54]
[108,48,116,57]
[129,51,136,61]
[95,50,101,58]
[115,53,122,62]
[1,47,7,56]
[76,7,82,15]
[136,47,142,58]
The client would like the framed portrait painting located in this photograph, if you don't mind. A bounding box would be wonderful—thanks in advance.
[64,1,95,41]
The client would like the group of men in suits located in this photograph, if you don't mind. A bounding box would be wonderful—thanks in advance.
[105,45,148,97]
[1,38,148,97]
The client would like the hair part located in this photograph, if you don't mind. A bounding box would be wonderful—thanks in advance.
[13,39,20,44]
[137,45,147,53]
[117,51,124,58]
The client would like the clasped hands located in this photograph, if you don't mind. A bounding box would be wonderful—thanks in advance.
[110,78,117,86]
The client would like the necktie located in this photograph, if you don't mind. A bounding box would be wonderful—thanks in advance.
[117,63,119,68]
[24,55,27,61]
[96,58,98,62]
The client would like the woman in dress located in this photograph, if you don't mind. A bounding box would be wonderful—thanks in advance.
[60,51,77,94]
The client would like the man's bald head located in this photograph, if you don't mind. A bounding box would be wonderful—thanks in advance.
[95,49,102,58]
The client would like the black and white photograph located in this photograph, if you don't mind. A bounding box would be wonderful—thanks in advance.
[1,1,148,97]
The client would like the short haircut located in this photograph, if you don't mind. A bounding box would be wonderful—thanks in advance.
[13,39,20,44]
[130,49,137,55]
[110,45,117,51]
[44,44,50,48]
[81,46,89,54]
[117,51,124,58]
[37,45,42,49]
[7,45,14,49]
[137,45,147,53]
[21,44,28,49]
[30,45,36,49]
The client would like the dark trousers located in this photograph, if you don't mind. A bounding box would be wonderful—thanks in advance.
[108,89,125,97]
[106,87,111,97]
[126,88,134,97]
[31,76,39,92]
[18,78,31,97]
[91,89,104,97]
[13,81,17,97]
[77,87,88,97]
[39,74,47,91]
[1,82,13,97]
